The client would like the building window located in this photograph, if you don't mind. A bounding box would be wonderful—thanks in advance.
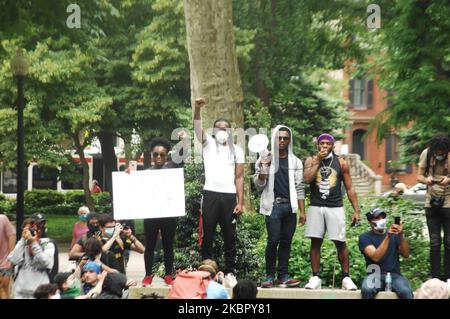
[349,77,373,108]
[385,134,412,173]
[1,169,28,193]
[32,166,58,190]
[61,164,83,190]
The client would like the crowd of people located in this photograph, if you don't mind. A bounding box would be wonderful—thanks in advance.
[0,97,448,299]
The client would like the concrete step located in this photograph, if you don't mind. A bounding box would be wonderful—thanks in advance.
[129,287,398,299]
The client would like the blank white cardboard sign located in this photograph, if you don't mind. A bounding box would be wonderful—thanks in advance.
[112,168,185,220]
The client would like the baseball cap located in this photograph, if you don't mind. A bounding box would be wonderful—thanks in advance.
[366,208,387,220]
[54,272,72,289]
[30,213,46,223]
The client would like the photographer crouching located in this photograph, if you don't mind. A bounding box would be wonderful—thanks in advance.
[417,134,450,284]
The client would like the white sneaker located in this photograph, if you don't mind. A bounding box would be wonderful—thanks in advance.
[447,279,450,291]
[223,273,238,288]
[342,277,358,290]
[305,276,322,289]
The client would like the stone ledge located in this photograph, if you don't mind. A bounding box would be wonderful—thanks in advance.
[129,287,398,299]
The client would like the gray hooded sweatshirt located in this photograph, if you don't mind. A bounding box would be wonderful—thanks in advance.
[8,238,55,299]
[253,125,305,216]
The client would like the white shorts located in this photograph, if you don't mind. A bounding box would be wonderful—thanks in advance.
[305,206,346,242]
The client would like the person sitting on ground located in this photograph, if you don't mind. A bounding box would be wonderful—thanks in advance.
[33,283,59,299]
[84,237,121,273]
[70,206,90,250]
[414,278,450,299]
[53,254,89,299]
[54,272,82,299]
[54,259,107,299]
[232,279,258,299]
[80,261,106,296]
[198,259,229,299]
[95,272,137,299]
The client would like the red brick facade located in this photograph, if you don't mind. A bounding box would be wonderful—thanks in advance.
[341,73,417,190]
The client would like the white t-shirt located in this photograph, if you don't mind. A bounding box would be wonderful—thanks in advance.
[203,134,245,194]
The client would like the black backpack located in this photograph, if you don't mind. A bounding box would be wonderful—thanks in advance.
[47,239,59,283]
[40,238,59,283]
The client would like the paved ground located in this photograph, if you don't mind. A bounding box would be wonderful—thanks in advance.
[58,243,166,287]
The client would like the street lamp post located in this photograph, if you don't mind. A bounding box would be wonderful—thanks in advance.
[10,49,29,240]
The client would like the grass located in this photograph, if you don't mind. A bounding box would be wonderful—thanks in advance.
[46,215,145,242]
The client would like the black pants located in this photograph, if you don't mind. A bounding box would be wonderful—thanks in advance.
[425,207,450,280]
[144,217,177,276]
[201,190,237,274]
[265,203,297,280]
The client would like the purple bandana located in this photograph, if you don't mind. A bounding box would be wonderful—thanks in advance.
[317,133,335,144]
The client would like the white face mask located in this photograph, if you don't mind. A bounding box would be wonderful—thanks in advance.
[215,130,228,144]
[373,219,387,231]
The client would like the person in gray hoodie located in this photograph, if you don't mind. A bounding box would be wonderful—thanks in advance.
[253,125,305,288]
[8,217,55,299]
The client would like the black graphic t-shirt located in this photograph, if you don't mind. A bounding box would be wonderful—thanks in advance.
[309,155,343,207]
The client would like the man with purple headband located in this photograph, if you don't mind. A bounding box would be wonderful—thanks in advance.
[303,133,361,290]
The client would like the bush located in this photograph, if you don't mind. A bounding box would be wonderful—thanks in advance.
[25,189,65,208]
[65,191,85,206]
[92,192,112,214]
[0,197,14,216]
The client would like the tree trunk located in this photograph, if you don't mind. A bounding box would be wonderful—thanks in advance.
[74,133,94,210]
[98,131,118,193]
[184,0,253,211]
[183,0,244,129]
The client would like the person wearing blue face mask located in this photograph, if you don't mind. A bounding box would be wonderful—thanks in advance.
[358,208,413,299]
[98,214,145,274]
[417,134,450,284]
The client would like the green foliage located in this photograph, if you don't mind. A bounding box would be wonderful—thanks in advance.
[64,191,86,206]
[25,189,65,208]
[364,0,450,163]
[270,75,349,159]
[0,196,14,217]
[92,192,113,214]
[1,190,113,217]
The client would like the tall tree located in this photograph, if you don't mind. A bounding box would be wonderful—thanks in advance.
[183,0,244,129]
[367,0,450,163]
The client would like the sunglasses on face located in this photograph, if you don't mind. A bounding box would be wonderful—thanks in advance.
[152,152,166,158]
[278,136,290,141]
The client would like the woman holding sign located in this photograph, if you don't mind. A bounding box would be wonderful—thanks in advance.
[141,132,189,287]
